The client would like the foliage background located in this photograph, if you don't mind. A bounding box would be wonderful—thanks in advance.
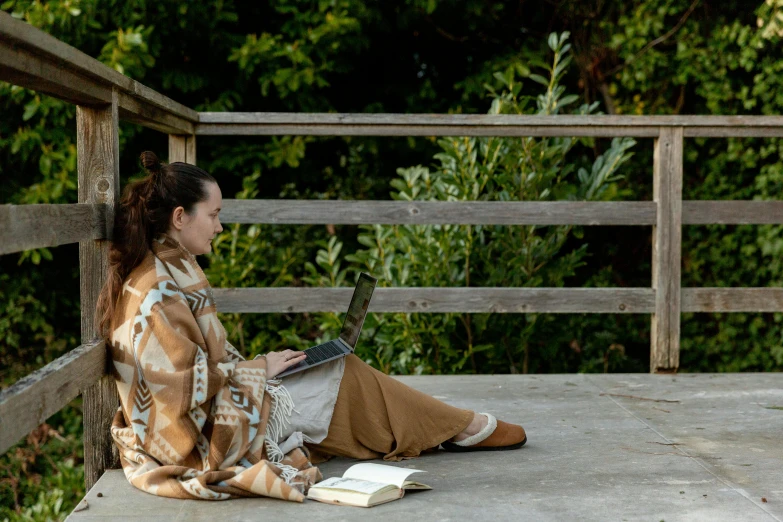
[3,0,783,519]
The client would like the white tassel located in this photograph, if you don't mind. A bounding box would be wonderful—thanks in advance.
[264,379,295,444]
[262,379,299,485]
[278,462,301,483]
[265,439,285,462]
[264,438,300,484]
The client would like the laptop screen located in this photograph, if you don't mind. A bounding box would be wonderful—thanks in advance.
[339,273,377,348]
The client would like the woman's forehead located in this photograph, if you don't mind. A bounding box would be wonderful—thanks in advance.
[204,182,222,206]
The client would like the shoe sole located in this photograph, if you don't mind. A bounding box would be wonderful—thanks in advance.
[440,435,527,453]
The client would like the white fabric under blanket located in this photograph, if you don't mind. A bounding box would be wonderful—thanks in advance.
[277,355,346,446]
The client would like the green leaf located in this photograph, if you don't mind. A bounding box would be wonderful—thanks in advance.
[515,62,531,77]
[547,32,558,52]
[556,94,580,109]
[493,71,508,86]
[22,101,38,121]
[39,155,51,176]
[529,74,549,86]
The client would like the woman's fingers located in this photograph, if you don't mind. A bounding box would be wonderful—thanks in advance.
[284,352,306,367]
[264,350,306,378]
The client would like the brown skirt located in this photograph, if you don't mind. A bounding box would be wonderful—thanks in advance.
[306,355,474,463]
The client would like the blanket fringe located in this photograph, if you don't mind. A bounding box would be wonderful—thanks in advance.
[263,379,299,484]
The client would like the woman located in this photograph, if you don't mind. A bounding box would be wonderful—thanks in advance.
[97,152,527,503]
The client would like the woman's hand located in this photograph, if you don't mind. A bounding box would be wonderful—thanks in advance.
[264,349,307,379]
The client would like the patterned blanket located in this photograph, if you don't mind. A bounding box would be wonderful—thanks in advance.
[109,234,321,501]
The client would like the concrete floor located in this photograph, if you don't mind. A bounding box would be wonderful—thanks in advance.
[67,373,783,521]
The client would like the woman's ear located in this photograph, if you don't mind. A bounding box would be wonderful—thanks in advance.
[170,206,186,231]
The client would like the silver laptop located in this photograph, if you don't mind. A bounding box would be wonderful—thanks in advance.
[276,273,377,378]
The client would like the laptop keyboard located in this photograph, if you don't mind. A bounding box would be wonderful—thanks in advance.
[304,340,346,365]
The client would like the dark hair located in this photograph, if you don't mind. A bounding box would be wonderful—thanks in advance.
[95,151,217,338]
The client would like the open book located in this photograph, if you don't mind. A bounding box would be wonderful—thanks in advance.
[306,463,431,507]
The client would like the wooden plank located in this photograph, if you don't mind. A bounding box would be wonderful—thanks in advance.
[220,200,657,226]
[684,127,783,138]
[77,89,121,490]
[212,287,655,314]
[220,199,783,226]
[0,203,106,255]
[196,113,783,138]
[0,11,197,120]
[683,288,783,312]
[214,287,783,314]
[167,135,196,165]
[169,134,186,164]
[0,43,111,106]
[651,127,683,373]
[0,342,105,455]
[8,201,778,241]
[117,92,194,135]
[0,12,197,130]
[198,112,783,127]
[197,123,661,137]
[129,81,197,123]
[0,12,134,87]
[185,135,196,165]
[682,201,783,225]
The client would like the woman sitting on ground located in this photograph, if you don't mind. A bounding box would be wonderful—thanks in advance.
[96,151,527,502]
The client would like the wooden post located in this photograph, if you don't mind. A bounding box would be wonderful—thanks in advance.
[651,127,683,373]
[77,88,121,491]
[168,134,197,165]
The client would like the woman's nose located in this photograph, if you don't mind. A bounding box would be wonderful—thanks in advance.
[216,220,223,233]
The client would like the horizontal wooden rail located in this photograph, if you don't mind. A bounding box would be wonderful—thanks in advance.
[197,113,783,138]
[0,12,196,134]
[683,288,783,312]
[212,287,783,314]
[0,203,106,255]
[221,200,657,225]
[682,201,783,225]
[213,288,656,313]
[0,341,105,455]
[220,200,783,226]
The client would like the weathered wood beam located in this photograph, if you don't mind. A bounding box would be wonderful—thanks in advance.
[0,341,105,455]
[219,199,783,226]
[212,287,783,314]
[77,90,120,490]
[684,127,783,137]
[196,113,783,137]
[651,127,683,373]
[6,200,778,248]
[682,288,783,312]
[0,203,106,255]
[168,134,197,165]
[116,92,194,135]
[220,200,657,226]
[212,287,655,314]
[0,12,196,133]
[682,201,783,225]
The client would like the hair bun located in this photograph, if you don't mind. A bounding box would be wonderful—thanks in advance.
[139,151,161,172]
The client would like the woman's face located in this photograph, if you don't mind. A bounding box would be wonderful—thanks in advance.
[168,181,223,255]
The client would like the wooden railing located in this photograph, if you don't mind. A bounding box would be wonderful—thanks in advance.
[3,10,783,491]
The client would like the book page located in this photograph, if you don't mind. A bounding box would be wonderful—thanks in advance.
[312,476,391,495]
[342,463,425,489]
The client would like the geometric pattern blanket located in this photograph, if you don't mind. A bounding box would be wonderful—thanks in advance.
[109,234,321,501]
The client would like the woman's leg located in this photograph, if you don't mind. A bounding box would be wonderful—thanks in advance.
[307,355,474,462]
